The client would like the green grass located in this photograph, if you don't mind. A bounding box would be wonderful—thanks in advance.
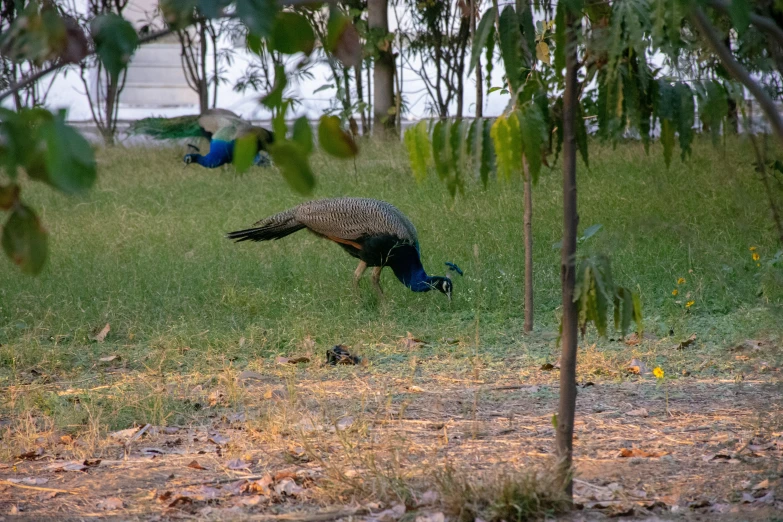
[1,135,781,435]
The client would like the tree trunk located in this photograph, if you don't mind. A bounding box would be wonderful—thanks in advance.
[556,6,580,500]
[355,61,368,135]
[199,22,209,114]
[366,60,372,133]
[523,158,533,333]
[724,35,739,133]
[369,0,395,137]
[103,76,118,146]
[472,0,483,118]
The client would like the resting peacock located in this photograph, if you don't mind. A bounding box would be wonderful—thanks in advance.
[129,108,274,169]
[226,197,458,299]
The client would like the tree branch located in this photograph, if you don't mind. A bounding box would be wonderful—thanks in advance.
[691,6,783,142]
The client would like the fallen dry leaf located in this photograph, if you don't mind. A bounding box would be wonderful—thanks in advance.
[676,333,697,350]
[208,434,229,446]
[625,408,649,417]
[374,503,407,521]
[244,474,274,495]
[402,332,427,350]
[8,477,48,485]
[417,490,440,506]
[46,461,87,472]
[408,385,425,393]
[208,390,225,407]
[90,323,110,343]
[287,356,310,364]
[752,479,770,490]
[335,417,354,431]
[415,513,445,522]
[274,477,305,497]
[96,497,124,510]
[16,448,45,460]
[624,333,641,346]
[109,427,138,441]
[226,459,251,471]
[619,448,664,458]
[98,355,119,363]
[627,358,649,375]
[540,363,555,371]
[237,370,264,385]
[187,460,207,470]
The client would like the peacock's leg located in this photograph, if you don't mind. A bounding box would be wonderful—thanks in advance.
[371,266,384,298]
[353,261,368,290]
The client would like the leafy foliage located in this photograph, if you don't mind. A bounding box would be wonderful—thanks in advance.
[90,14,139,80]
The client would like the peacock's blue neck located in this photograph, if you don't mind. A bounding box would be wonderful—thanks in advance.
[194,139,233,168]
[388,245,437,292]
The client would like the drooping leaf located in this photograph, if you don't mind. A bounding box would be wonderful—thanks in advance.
[660,119,674,168]
[326,11,361,68]
[554,1,565,80]
[519,4,537,66]
[90,14,138,80]
[485,26,496,90]
[261,65,287,109]
[292,116,313,155]
[729,0,751,35]
[536,41,551,65]
[432,120,451,181]
[700,80,728,147]
[491,115,515,181]
[482,118,496,186]
[498,6,524,94]
[268,142,315,195]
[470,7,496,74]
[318,116,358,158]
[270,12,316,55]
[235,0,278,39]
[675,83,694,161]
[404,121,431,183]
[581,223,603,241]
[233,133,257,173]
[518,104,547,183]
[575,103,589,168]
[38,113,96,194]
[2,204,48,275]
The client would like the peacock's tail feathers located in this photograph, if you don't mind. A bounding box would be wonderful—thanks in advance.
[127,115,205,140]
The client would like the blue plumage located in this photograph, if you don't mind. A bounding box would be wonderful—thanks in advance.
[184,140,271,169]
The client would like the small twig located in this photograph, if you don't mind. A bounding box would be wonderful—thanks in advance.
[0,479,79,495]
[245,507,369,522]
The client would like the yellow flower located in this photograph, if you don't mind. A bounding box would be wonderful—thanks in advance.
[750,246,757,252]
[677,277,686,285]
[672,289,678,296]
[653,367,664,379]
[752,252,760,261]
[686,300,695,308]
[757,263,761,267]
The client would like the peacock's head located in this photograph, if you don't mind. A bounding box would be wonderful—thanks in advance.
[430,276,453,301]
[183,154,197,165]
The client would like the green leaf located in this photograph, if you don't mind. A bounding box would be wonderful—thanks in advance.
[729,0,751,35]
[404,120,431,183]
[554,2,565,80]
[270,12,316,55]
[520,5,536,66]
[576,103,589,167]
[482,118,496,185]
[90,14,138,80]
[485,25,496,90]
[536,41,551,65]
[470,7,497,74]
[661,119,674,168]
[292,116,313,155]
[518,104,546,183]
[498,6,524,94]
[313,84,334,94]
[581,223,603,241]
[632,291,643,335]
[0,184,20,211]
[326,10,361,68]
[261,65,288,109]
[2,204,48,275]
[432,120,451,181]
[675,83,694,161]
[318,116,358,158]
[491,115,515,181]
[469,119,484,187]
[268,142,315,195]
[235,0,278,38]
[39,113,97,194]
[700,80,728,147]
[233,133,257,174]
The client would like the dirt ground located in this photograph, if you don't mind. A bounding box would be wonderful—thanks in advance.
[2,363,783,521]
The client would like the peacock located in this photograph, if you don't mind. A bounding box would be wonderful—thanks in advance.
[226,197,460,299]
[128,108,274,169]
